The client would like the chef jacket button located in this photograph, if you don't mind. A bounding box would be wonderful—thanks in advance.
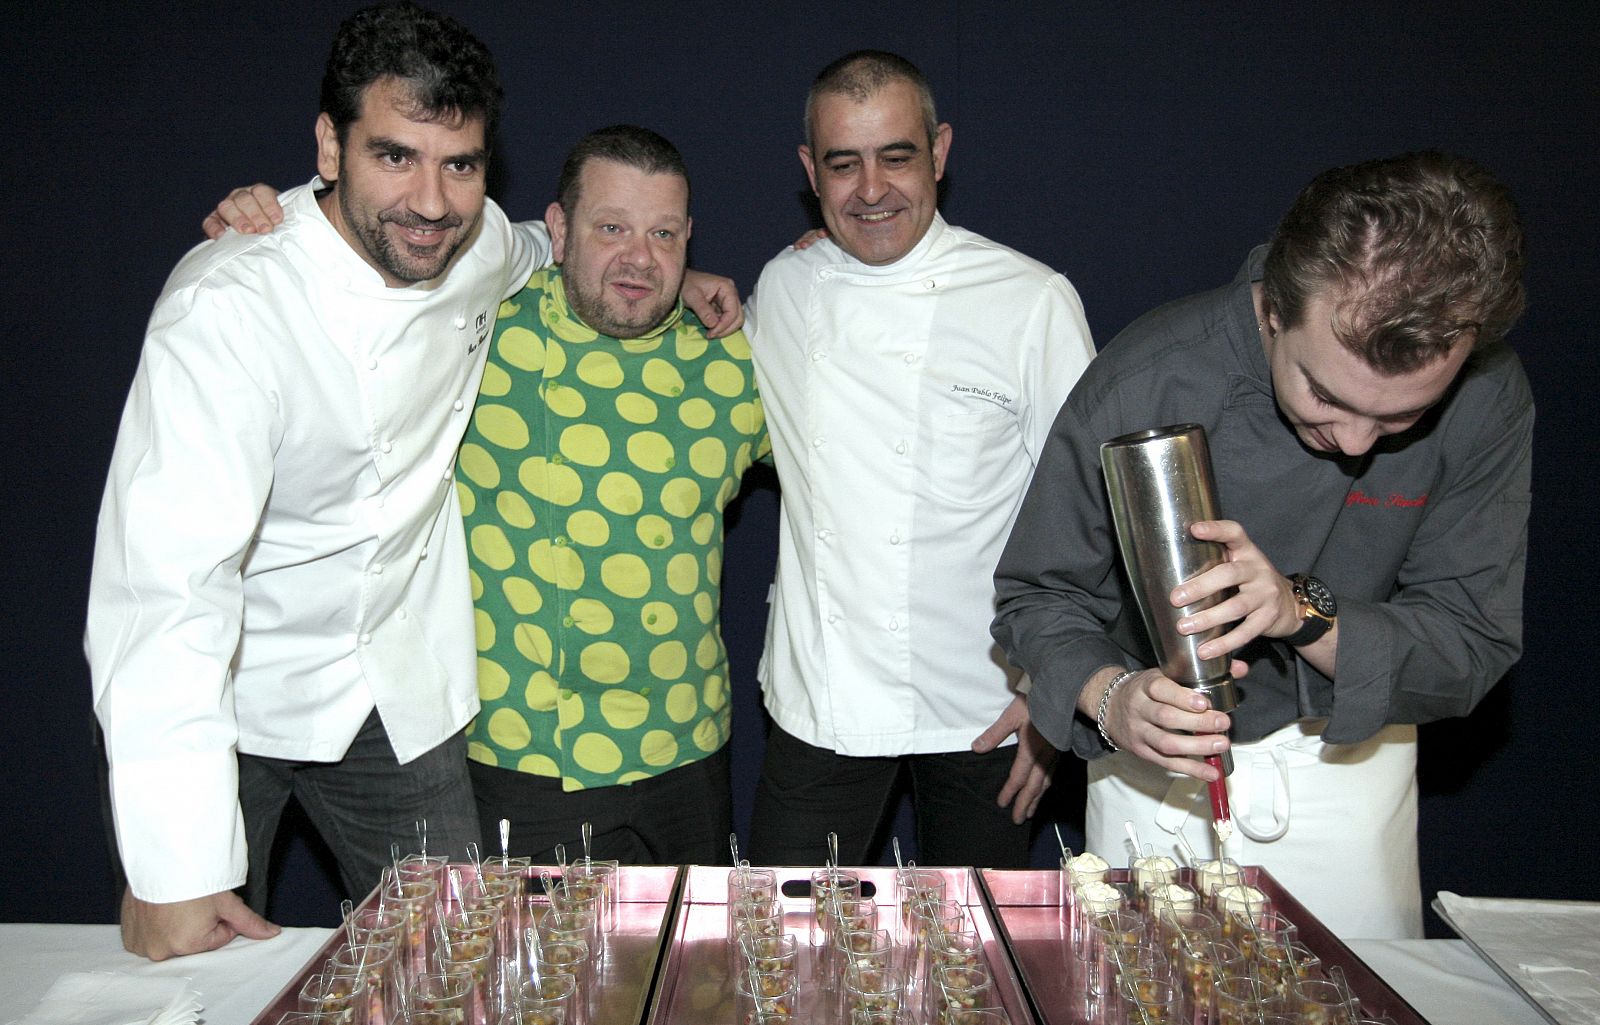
[555,535,568,547]
[812,437,824,448]
[420,547,428,559]
[381,440,393,454]
[924,279,936,290]
[553,454,566,464]
[894,441,907,454]
[828,614,839,624]
[372,563,384,575]
[359,633,372,644]
[454,399,465,411]
[888,618,900,632]
[903,353,916,365]
[454,316,467,329]
[816,528,828,540]
[397,609,408,621]
[890,534,901,545]
[810,350,825,362]
[375,496,386,508]
[442,468,453,481]
[563,615,575,627]
[368,358,379,370]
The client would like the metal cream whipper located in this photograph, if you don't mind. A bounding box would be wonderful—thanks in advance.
[1101,423,1238,776]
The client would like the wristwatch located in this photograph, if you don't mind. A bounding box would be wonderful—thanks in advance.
[1285,573,1337,646]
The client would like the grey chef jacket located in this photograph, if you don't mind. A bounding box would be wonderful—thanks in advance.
[992,247,1533,761]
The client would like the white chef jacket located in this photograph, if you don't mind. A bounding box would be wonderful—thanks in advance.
[85,179,548,902]
[746,214,1094,756]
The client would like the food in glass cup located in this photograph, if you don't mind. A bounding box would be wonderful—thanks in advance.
[810,869,862,943]
[512,971,577,1025]
[1195,857,1243,901]
[1118,974,1182,1025]
[939,1011,1011,1025]
[405,970,471,1025]
[739,932,800,978]
[844,963,905,1020]
[1131,854,1178,891]
[1214,883,1270,947]
[1254,938,1322,1000]
[1143,881,1198,915]
[933,964,994,1022]
[734,967,799,1024]
[1064,851,1110,885]
[895,869,946,938]
[327,939,397,1022]
[1294,977,1360,1025]
[297,971,362,1024]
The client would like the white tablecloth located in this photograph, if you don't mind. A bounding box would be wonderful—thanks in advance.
[0,925,334,1025]
[0,925,1552,1025]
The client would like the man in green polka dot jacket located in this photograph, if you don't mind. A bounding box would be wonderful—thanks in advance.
[456,126,771,863]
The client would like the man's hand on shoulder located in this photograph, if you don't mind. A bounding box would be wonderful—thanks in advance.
[202,184,284,240]
[682,269,744,338]
[121,886,279,961]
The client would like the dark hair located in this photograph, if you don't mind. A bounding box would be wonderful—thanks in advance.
[805,50,938,151]
[556,125,690,216]
[1262,150,1526,373]
[320,2,502,146]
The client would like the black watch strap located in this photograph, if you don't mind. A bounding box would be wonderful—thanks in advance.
[1285,573,1337,647]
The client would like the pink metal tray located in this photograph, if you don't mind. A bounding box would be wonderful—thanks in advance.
[645,865,1039,1025]
[979,867,1428,1025]
[249,864,683,1024]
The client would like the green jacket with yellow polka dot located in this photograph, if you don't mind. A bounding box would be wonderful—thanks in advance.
[457,268,771,791]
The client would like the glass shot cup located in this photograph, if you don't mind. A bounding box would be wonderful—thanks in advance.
[381,878,440,983]
[404,970,472,1025]
[810,869,862,945]
[327,939,397,1023]
[936,1011,1012,1025]
[844,963,905,1023]
[727,867,779,930]
[895,869,947,942]
[1195,857,1244,904]
[564,858,617,936]
[734,967,800,1024]
[1213,973,1291,1025]
[535,937,591,1018]
[933,963,994,1023]
[512,971,577,1025]
[904,899,966,988]
[1118,974,1183,1025]
[1293,977,1360,1025]
[1256,938,1322,999]
[740,932,800,981]
[297,971,364,1025]
[1070,878,1128,962]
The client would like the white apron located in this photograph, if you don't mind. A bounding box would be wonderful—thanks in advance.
[1086,720,1423,939]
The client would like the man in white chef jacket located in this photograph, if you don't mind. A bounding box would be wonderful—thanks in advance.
[85,4,551,960]
[744,51,1096,867]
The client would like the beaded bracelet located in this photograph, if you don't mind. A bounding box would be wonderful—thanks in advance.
[1095,670,1139,751]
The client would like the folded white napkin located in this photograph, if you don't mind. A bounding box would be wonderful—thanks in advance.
[7,973,201,1025]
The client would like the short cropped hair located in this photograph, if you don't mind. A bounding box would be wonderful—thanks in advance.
[320,2,503,146]
[1262,150,1526,374]
[556,125,690,217]
[805,50,939,151]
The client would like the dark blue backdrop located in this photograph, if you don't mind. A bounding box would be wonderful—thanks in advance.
[4,3,1595,936]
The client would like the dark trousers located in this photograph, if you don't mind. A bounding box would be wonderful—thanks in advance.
[236,710,480,911]
[469,745,733,866]
[748,724,1035,868]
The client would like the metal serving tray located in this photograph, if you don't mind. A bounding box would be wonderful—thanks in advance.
[979,867,1428,1025]
[249,863,683,1025]
[646,865,1039,1025]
